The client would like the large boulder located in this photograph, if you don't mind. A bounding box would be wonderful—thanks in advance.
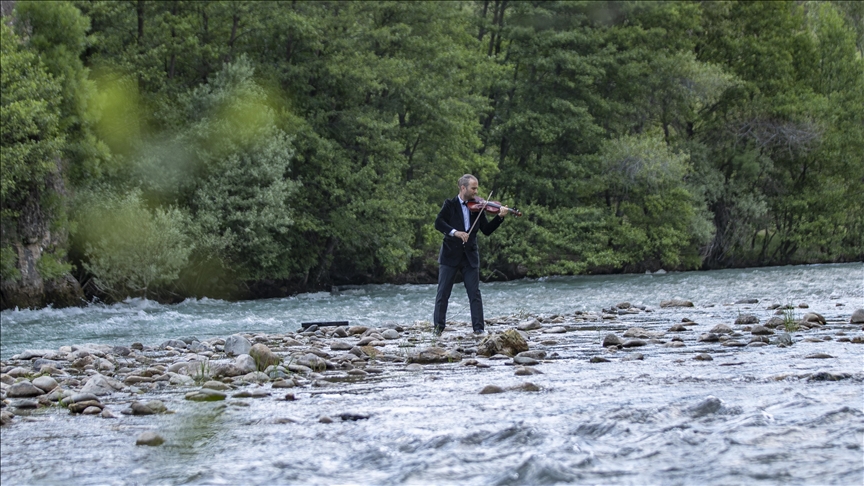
[851,309,864,324]
[477,329,529,357]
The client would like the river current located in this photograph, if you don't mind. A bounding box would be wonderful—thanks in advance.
[1,263,863,485]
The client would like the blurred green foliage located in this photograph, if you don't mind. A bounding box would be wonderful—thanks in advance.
[1,0,861,303]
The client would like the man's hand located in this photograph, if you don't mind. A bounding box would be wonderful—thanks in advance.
[454,231,469,243]
[499,207,509,217]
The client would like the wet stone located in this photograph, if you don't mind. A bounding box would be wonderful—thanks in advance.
[479,385,506,395]
[10,399,39,409]
[136,431,164,446]
[623,328,649,338]
[694,353,713,361]
[272,379,296,388]
[513,356,539,366]
[185,389,227,401]
[735,314,759,325]
[710,324,733,334]
[515,366,543,376]
[804,353,834,359]
[698,333,720,343]
[602,334,623,347]
[68,400,103,413]
[7,381,44,398]
[808,372,851,382]
[543,326,567,334]
[660,299,694,308]
[590,356,611,363]
[668,324,688,332]
[622,339,647,348]
[330,342,354,351]
[511,382,541,392]
[517,319,542,331]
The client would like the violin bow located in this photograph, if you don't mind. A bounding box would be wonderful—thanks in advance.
[465,190,493,244]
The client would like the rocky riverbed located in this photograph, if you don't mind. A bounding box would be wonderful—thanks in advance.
[2,299,863,484]
[4,302,863,427]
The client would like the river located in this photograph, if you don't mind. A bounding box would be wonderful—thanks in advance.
[1,263,862,485]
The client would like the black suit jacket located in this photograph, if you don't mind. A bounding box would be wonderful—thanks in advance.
[434,196,503,268]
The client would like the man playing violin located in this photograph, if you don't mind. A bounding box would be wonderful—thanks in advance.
[433,174,508,336]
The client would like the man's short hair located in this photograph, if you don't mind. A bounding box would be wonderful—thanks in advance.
[458,174,477,189]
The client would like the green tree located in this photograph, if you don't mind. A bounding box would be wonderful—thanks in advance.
[0,23,65,281]
[14,1,110,182]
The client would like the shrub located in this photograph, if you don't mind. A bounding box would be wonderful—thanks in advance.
[74,190,192,301]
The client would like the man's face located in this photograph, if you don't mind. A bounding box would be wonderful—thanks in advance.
[460,178,479,201]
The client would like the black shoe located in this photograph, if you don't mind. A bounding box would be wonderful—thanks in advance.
[473,329,487,337]
[433,327,444,336]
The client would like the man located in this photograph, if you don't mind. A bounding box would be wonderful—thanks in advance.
[433,174,508,336]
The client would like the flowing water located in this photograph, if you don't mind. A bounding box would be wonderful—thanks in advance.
[1,263,863,485]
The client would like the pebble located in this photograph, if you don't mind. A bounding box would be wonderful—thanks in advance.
[694,353,713,361]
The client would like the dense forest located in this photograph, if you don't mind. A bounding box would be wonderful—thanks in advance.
[1,1,862,309]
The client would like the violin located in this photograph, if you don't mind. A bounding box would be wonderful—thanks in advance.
[465,198,523,217]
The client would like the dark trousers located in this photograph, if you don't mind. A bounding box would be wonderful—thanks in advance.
[433,257,484,333]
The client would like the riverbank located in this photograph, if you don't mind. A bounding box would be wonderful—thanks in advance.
[2,298,863,483]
